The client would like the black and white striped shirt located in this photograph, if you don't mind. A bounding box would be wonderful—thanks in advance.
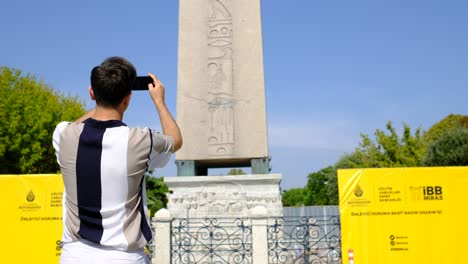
[53,118,173,250]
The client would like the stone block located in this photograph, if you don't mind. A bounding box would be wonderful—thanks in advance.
[176,0,269,165]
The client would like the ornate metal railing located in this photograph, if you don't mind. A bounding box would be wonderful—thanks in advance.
[171,218,253,264]
[267,216,341,264]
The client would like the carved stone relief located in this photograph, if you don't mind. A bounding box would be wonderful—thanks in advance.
[207,0,234,156]
[167,182,283,217]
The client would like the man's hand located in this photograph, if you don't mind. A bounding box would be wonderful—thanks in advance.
[147,72,165,105]
[146,72,183,152]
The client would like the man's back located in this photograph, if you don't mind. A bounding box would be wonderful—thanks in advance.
[53,118,173,250]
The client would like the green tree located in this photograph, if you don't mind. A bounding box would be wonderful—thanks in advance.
[145,173,169,217]
[341,121,425,168]
[325,169,339,205]
[304,166,333,205]
[282,188,306,206]
[0,67,85,173]
[422,128,468,166]
[227,168,246,175]
[423,114,467,145]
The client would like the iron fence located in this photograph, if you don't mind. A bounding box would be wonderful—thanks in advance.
[267,216,341,264]
[171,218,253,264]
[161,212,342,264]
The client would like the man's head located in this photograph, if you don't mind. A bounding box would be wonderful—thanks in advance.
[90,57,136,108]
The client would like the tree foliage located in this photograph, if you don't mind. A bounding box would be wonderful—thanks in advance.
[281,188,306,207]
[324,169,339,205]
[0,67,85,173]
[340,121,425,168]
[227,168,246,175]
[145,173,169,217]
[304,166,333,205]
[423,114,467,145]
[422,128,468,166]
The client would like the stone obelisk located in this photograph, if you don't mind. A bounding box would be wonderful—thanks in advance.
[166,0,282,219]
[175,0,270,175]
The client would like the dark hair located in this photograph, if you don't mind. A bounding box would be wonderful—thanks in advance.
[90,57,136,108]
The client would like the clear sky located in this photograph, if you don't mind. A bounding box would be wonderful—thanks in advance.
[1,0,467,189]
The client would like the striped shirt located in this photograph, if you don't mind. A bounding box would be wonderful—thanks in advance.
[52,118,173,251]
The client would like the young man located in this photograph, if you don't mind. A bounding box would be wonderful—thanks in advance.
[52,57,182,263]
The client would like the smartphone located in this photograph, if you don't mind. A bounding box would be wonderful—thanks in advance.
[132,76,154,90]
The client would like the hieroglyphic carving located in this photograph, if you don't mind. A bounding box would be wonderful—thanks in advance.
[209,0,231,19]
[207,0,234,156]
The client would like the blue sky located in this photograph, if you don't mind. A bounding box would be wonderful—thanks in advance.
[1,0,467,189]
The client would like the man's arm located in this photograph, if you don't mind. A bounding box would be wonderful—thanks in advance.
[75,108,95,123]
[148,73,183,152]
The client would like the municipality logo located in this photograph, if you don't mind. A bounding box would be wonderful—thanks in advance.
[348,184,370,206]
[19,189,41,211]
[26,190,35,202]
[354,185,364,197]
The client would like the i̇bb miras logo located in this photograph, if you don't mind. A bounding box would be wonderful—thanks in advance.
[410,186,443,201]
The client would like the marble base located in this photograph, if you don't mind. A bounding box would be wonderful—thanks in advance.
[164,174,283,218]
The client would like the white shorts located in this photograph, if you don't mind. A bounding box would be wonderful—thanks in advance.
[59,240,151,264]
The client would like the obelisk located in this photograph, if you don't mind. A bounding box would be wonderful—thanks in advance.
[166,0,282,219]
[175,0,270,175]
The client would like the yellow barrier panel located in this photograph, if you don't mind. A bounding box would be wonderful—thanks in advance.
[0,174,63,264]
[338,167,468,264]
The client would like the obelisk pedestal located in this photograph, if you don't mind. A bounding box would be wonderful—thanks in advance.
[165,174,282,218]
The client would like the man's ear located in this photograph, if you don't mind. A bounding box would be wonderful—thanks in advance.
[123,92,132,107]
[118,92,132,112]
[88,86,96,101]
